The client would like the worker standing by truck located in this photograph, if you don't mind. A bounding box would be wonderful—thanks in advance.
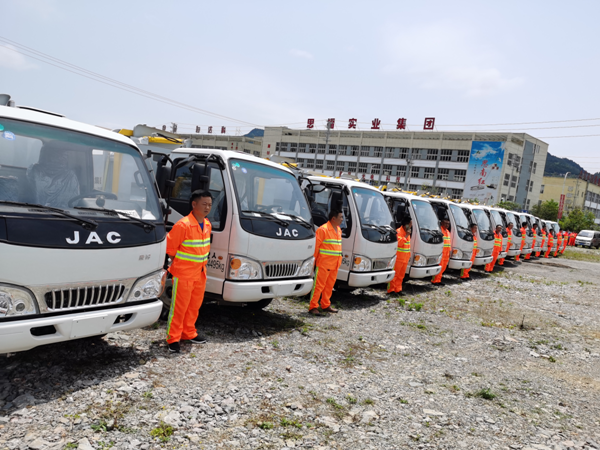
[387,216,412,294]
[554,230,563,257]
[166,190,213,354]
[545,228,554,258]
[525,224,537,260]
[460,223,478,279]
[485,225,503,272]
[561,231,568,254]
[497,222,513,266]
[537,224,547,257]
[432,218,451,286]
[515,222,527,261]
[309,210,344,315]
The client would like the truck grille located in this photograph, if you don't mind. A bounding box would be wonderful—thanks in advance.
[482,248,493,257]
[372,258,392,271]
[426,256,439,266]
[462,251,472,260]
[44,284,126,311]
[264,262,299,279]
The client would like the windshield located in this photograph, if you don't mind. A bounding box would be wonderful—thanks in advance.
[490,210,504,229]
[552,223,560,234]
[449,204,472,241]
[229,159,312,222]
[352,187,394,228]
[412,200,441,231]
[473,208,494,241]
[0,117,161,220]
[579,231,593,237]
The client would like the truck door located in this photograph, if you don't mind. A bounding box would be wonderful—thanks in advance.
[168,157,231,297]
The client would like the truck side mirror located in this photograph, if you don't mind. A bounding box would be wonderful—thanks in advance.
[156,165,171,198]
[191,163,211,192]
[331,192,343,211]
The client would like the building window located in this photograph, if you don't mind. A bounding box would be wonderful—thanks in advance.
[540,184,545,194]
[297,144,307,152]
[454,169,466,182]
[373,146,383,157]
[409,184,418,191]
[440,149,453,161]
[350,145,359,156]
[424,167,435,179]
[347,162,357,173]
[360,146,370,157]
[290,143,297,150]
[326,160,335,170]
[526,199,531,208]
[426,149,438,161]
[371,164,381,175]
[327,144,337,154]
[338,145,347,155]
[316,159,323,169]
[508,195,514,201]
[397,165,407,176]
[450,188,463,198]
[383,164,393,175]
[533,162,537,174]
[411,166,420,178]
[358,162,368,173]
[253,151,261,157]
[410,149,423,160]
[306,159,315,169]
[309,143,316,153]
[317,144,326,154]
[437,168,449,180]
[385,147,396,158]
[503,173,510,186]
[511,175,518,188]
[457,150,470,163]
[399,148,409,159]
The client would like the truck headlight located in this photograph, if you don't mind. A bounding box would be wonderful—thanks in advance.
[451,248,463,259]
[128,269,167,302]
[298,257,315,277]
[412,253,427,267]
[388,255,396,269]
[228,255,263,280]
[511,243,518,249]
[352,255,372,272]
[0,285,38,318]
[477,248,483,257]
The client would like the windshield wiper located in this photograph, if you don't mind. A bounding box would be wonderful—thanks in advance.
[280,213,313,229]
[0,201,98,230]
[362,223,389,234]
[241,210,290,226]
[74,206,156,230]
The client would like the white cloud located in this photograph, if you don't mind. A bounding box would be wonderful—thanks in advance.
[383,24,523,97]
[0,44,37,70]
[289,49,314,60]
[472,148,496,159]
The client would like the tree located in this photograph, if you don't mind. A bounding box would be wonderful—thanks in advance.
[495,200,521,211]
[530,200,559,221]
[559,208,597,233]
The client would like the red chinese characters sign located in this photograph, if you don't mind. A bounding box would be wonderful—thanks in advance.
[371,118,381,130]
[348,118,357,129]
[307,118,314,129]
[327,118,335,129]
[221,126,226,134]
[423,117,435,130]
[208,126,213,134]
[558,194,566,219]
[397,118,407,130]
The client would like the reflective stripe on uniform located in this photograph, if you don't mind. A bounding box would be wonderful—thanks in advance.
[323,239,342,244]
[182,238,211,247]
[175,250,209,263]
[166,278,179,339]
[319,249,342,256]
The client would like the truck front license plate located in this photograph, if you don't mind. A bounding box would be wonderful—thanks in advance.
[70,315,109,338]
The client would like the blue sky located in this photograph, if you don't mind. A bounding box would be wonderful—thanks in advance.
[2,0,600,172]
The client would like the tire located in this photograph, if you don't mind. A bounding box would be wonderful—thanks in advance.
[244,299,273,310]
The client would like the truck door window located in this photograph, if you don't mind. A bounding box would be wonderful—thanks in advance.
[449,204,473,241]
[310,185,352,238]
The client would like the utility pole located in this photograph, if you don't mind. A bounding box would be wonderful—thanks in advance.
[404,148,415,190]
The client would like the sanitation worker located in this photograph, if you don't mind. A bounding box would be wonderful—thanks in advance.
[165,190,212,354]
[561,231,568,254]
[432,218,451,286]
[485,224,503,272]
[525,224,537,260]
[388,216,412,294]
[545,229,554,258]
[497,222,513,266]
[460,223,478,279]
[537,224,547,258]
[515,222,527,261]
[309,209,344,315]
[554,229,563,257]
[570,230,577,246]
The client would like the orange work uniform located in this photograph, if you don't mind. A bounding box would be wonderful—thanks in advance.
[561,232,568,253]
[432,227,451,284]
[570,232,576,246]
[310,221,342,311]
[544,233,554,258]
[388,227,411,293]
[554,233,562,257]
[498,229,511,265]
[166,213,211,344]
[485,231,502,272]
[536,230,546,257]
[525,231,536,260]
[460,235,477,279]
[515,227,526,261]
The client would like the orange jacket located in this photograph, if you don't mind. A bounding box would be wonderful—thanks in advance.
[504,229,512,253]
[441,226,451,258]
[396,227,411,263]
[314,221,343,270]
[540,230,547,248]
[519,227,526,249]
[167,213,212,280]
[492,231,502,255]
[471,235,478,261]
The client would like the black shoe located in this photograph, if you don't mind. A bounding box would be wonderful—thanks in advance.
[168,341,180,354]
[188,335,208,344]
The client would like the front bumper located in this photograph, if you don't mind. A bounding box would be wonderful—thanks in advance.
[507,249,520,256]
[0,300,162,354]
[448,259,472,270]
[474,256,493,266]
[409,265,442,278]
[521,248,532,255]
[223,278,313,302]
[348,270,395,287]
[499,251,507,259]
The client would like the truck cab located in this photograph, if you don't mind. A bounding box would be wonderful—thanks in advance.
[157,148,316,308]
[383,191,443,278]
[304,177,397,288]
[0,96,166,353]
[429,199,474,272]
[485,207,508,260]
[460,205,494,266]
[513,212,533,257]
[503,210,522,257]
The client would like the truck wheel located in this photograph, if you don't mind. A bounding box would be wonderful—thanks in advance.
[245,299,273,310]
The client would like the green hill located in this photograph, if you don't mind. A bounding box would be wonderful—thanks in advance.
[543,153,599,178]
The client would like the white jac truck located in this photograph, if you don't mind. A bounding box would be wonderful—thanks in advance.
[154,148,316,308]
[300,176,397,288]
[459,204,494,267]
[0,95,166,353]
[383,191,443,279]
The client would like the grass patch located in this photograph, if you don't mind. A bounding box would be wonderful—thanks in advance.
[562,248,600,263]
[467,388,497,400]
[150,422,174,442]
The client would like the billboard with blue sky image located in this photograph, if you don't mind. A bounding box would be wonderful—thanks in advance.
[463,141,505,204]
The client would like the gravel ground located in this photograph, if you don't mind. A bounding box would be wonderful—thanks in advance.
[1,255,600,450]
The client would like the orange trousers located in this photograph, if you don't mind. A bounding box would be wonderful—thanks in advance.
[387,257,410,293]
[553,242,561,257]
[515,242,525,261]
[432,255,449,284]
[544,243,553,258]
[166,271,206,344]
[485,250,500,272]
[310,266,338,310]
[460,254,477,279]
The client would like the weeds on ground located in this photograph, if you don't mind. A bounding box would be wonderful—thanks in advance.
[466,388,497,400]
[150,422,174,442]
